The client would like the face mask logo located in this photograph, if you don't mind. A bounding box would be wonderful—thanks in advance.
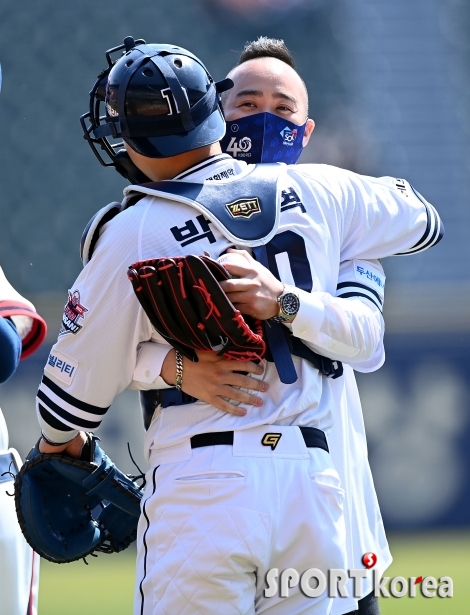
[222,112,306,164]
[225,136,252,157]
[280,126,298,145]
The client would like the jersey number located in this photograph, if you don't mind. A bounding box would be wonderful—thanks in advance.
[264,231,313,292]
[161,87,188,116]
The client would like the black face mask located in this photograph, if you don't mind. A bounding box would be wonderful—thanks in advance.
[221,112,307,164]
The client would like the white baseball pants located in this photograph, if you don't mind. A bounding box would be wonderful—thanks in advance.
[135,425,346,615]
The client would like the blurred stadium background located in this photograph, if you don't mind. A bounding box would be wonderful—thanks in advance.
[0,0,469,612]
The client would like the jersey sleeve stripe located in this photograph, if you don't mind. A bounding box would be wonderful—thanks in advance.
[405,206,443,253]
[37,386,107,425]
[37,393,103,430]
[395,193,444,254]
[399,203,441,253]
[41,375,109,415]
[336,290,383,313]
[37,403,76,432]
[336,281,383,304]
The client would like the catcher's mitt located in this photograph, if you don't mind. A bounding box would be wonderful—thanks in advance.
[14,434,143,564]
[127,254,266,362]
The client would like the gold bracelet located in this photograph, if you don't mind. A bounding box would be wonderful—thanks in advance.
[175,350,184,391]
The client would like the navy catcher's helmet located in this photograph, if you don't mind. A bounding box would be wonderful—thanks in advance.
[81,37,233,182]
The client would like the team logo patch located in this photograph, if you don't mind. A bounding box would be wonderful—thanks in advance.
[59,289,88,336]
[226,197,261,219]
[261,433,282,450]
[280,126,298,146]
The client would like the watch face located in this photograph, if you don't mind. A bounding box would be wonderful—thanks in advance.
[280,293,300,316]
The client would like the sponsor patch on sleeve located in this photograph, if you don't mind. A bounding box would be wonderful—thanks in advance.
[353,260,386,295]
[45,350,78,385]
[59,289,88,336]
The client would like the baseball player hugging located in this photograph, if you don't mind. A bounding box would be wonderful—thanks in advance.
[131,38,443,615]
[26,37,443,615]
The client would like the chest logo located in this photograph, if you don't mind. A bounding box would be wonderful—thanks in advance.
[261,433,282,450]
[226,197,261,219]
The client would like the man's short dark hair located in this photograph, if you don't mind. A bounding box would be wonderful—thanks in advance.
[238,37,295,68]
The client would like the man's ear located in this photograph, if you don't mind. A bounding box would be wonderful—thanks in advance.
[302,119,315,147]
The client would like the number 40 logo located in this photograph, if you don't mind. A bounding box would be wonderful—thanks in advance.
[225,136,252,157]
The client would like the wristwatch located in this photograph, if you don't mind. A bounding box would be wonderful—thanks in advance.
[271,285,300,323]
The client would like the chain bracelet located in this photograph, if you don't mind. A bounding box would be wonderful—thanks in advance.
[175,350,184,391]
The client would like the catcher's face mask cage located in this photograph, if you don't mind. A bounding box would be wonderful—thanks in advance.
[80,36,233,183]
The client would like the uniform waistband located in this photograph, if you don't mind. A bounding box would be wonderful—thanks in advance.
[190,426,328,453]
[146,424,329,467]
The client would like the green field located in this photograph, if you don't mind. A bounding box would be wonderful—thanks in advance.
[38,531,470,614]
[379,531,469,615]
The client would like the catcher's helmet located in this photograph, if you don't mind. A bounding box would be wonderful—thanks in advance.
[81,37,233,182]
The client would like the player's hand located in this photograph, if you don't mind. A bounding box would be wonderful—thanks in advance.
[160,348,268,416]
[218,249,284,320]
[39,431,88,458]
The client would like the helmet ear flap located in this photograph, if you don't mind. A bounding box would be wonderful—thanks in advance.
[114,149,151,184]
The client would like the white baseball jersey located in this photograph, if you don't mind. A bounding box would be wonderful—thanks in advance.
[36,155,442,449]
[130,257,390,615]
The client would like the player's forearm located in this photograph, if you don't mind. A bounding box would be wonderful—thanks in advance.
[38,431,87,455]
[291,289,384,364]
[36,402,79,446]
